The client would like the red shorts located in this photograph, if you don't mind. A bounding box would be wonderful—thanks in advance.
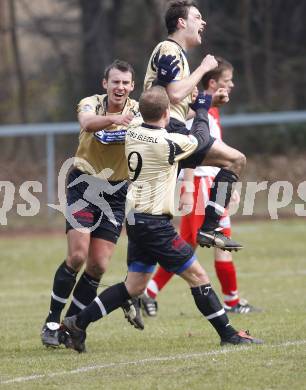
[180,176,231,247]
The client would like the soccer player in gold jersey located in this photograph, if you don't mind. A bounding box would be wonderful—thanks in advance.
[142,58,260,316]
[41,60,143,348]
[144,1,246,251]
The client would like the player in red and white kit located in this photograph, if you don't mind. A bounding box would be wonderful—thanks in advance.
[141,58,260,315]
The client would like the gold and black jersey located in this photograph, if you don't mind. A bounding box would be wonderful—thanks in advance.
[125,123,198,216]
[74,94,142,181]
[144,39,191,123]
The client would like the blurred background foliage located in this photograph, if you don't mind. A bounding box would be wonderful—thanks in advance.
[0,0,305,165]
[0,0,305,227]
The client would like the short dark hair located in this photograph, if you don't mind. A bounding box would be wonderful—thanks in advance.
[165,0,198,35]
[104,59,135,80]
[139,87,170,122]
[201,57,234,89]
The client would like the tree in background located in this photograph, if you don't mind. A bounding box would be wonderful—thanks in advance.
[0,0,305,121]
[80,0,120,96]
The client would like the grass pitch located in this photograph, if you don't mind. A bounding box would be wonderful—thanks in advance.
[0,219,306,389]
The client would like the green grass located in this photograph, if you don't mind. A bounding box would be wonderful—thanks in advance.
[1,219,306,389]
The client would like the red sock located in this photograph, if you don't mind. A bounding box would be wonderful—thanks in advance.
[147,267,174,299]
[214,260,239,307]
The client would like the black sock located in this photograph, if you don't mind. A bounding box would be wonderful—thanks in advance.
[191,284,236,340]
[201,169,238,231]
[76,282,130,330]
[46,261,77,323]
[65,272,100,317]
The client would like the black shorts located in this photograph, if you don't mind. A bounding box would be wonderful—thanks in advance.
[166,117,215,169]
[65,168,127,243]
[126,213,196,274]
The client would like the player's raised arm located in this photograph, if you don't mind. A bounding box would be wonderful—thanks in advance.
[166,54,218,104]
[154,53,217,105]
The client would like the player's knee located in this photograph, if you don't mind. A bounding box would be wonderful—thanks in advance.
[214,248,232,261]
[181,265,210,287]
[230,152,246,175]
[236,152,246,172]
[67,251,87,271]
[87,253,111,277]
[193,269,210,286]
[85,262,105,279]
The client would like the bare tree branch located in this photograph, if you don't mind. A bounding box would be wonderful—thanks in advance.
[19,0,76,97]
[9,0,28,122]
[240,0,259,107]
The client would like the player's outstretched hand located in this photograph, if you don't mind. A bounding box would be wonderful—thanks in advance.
[212,87,229,107]
[156,54,180,87]
[189,92,212,112]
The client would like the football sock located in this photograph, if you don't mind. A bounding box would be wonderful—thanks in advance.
[214,260,239,307]
[201,169,238,232]
[46,261,77,323]
[76,282,130,330]
[147,267,174,298]
[65,272,100,317]
[191,283,236,340]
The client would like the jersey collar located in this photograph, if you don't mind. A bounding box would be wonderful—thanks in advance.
[166,38,187,57]
[142,123,163,130]
[102,95,129,114]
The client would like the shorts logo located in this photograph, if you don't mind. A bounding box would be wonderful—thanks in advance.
[172,235,186,251]
[49,157,126,232]
[72,210,94,224]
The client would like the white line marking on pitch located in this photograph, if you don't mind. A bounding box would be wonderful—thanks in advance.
[1,339,306,385]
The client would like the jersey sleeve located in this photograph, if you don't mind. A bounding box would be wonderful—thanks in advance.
[157,42,184,82]
[165,132,198,163]
[145,41,184,91]
[77,96,99,114]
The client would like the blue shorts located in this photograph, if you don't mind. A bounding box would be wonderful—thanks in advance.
[126,213,196,274]
[65,168,127,243]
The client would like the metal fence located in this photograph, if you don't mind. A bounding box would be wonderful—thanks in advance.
[1,110,306,206]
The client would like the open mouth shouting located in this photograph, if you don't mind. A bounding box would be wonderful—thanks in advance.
[113,91,126,102]
[114,92,125,98]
